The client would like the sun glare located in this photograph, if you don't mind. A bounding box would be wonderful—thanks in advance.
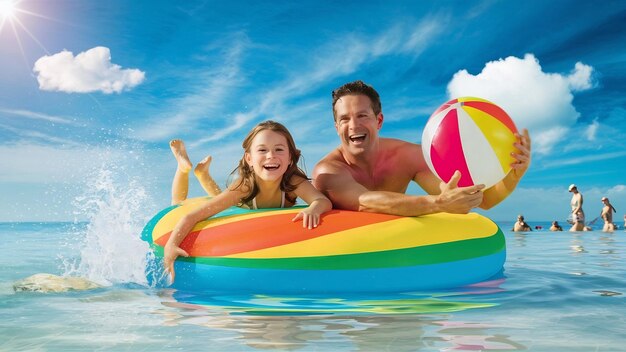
[0,0,17,20]
[0,0,53,59]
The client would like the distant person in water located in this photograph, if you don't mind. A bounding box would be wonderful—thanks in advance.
[568,184,585,231]
[550,221,563,231]
[512,215,532,232]
[600,197,617,233]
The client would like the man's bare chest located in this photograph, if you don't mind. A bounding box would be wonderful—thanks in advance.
[350,166,412,192]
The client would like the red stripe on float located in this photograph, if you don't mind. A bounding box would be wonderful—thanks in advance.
[430,108,474,187]
[155,210,400,257]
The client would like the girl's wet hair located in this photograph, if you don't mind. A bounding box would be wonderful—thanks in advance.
[229,120,308,206]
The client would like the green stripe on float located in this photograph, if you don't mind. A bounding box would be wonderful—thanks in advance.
[156,228,505,270]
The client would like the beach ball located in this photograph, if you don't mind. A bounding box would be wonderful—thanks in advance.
[421,97,518,189]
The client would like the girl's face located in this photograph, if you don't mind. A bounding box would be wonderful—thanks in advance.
[245,130,291,182]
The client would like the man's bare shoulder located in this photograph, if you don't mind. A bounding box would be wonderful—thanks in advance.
[313,148,350,175]
[380,137,422,153]
[379,138,425,168]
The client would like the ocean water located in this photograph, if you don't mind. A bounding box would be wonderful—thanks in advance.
[2,223,625,351]
[1,173,625,351]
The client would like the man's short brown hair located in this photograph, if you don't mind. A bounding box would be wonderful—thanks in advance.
[332,80,382,120]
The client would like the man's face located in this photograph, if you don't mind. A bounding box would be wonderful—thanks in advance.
[333,94,382,156]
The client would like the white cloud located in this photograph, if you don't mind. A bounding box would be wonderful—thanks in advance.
[447,54,594,155]
[253,21,445,126]
[543,150,626,168]
[0,143,125,182]
[585,119,599,141]
[567,62,594,91]
[401,18,443,54]
[0,123,82,146]
[189,112,252,147]
[231,20,446,150]
[607,184,626,194]
[33,47,145,94]
[132,37,246,141]
[308,19,444,87]
[0,107,76,124]
[135,19,446,148]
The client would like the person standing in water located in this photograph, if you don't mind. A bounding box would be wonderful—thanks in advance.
[568,184,585,231]
[600,197,617,232]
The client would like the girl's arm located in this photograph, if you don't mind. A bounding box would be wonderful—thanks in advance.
[164,187,244,282]
[291,177,332,229]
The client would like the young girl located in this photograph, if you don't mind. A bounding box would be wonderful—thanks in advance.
[164,120,332,282]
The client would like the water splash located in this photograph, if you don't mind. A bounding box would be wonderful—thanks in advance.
[62,164,156,286]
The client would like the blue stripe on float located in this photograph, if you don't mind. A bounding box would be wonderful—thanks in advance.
[171,250,506,294]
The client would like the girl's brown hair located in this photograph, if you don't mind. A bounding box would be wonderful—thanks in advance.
[229,120,308,206]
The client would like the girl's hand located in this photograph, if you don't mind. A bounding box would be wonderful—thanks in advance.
[292,208,321,229]
[163,242,189,284]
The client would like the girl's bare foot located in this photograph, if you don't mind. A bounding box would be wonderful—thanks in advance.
[170,139,192,173]
[195,155,222,196]
[194,155,212,176]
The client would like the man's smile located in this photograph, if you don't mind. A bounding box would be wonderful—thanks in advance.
[349,133,366,143]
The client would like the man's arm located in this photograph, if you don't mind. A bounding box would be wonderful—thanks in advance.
[313,161,484,217]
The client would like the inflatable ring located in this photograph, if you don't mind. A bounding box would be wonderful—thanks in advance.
[142,197,506,294]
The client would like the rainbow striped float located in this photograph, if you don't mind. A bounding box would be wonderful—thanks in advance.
[142,197,506,294]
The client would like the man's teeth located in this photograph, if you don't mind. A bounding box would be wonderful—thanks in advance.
[350,134,366,141]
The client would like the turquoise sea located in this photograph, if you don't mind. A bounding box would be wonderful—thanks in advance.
[1,169,625,352]
[2,217,625,351]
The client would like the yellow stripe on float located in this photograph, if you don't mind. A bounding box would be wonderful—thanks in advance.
[227,212,498,259]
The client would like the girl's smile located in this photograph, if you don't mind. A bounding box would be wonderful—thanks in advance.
[245,130,290,181]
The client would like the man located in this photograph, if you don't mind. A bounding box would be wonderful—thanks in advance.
[512,215,532,232]
[550,221,563,231]
[313,80,531,216]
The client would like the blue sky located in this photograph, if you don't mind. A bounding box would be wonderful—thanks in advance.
[1,0,625,222]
